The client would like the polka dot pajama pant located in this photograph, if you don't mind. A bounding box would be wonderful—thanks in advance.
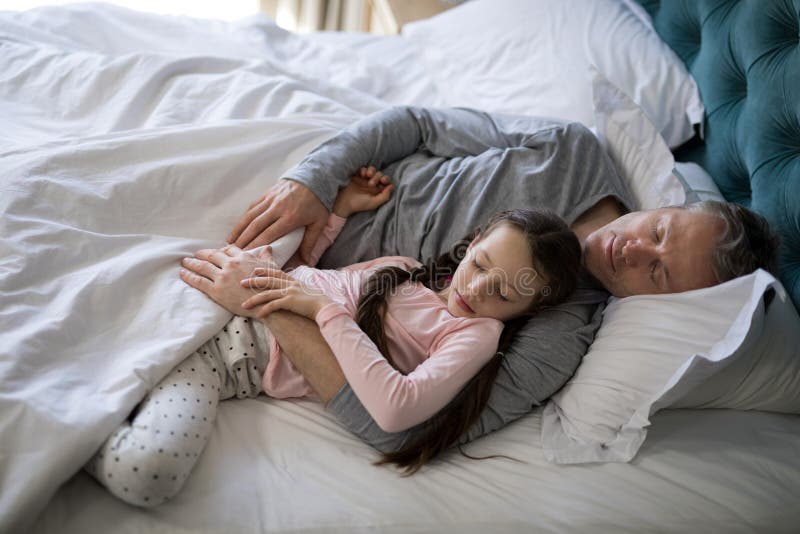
[84,315,271,507]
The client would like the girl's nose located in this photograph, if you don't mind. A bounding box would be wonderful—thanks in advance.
[466,276,488,299]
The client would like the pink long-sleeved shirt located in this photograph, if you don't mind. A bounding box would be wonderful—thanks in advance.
[262,213,504,432]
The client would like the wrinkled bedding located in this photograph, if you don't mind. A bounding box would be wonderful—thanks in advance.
[1,5,798,533]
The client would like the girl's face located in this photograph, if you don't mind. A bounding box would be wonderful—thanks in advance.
[443,224,546,321]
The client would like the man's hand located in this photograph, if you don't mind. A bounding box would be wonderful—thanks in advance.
[227,180,329,264]
[179,244,276,317]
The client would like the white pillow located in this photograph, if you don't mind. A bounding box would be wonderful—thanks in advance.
[668,284,800,412]
[402,0,704,148]
[591,68,686,210]
[541,269,799,464]
[673,161,725,204]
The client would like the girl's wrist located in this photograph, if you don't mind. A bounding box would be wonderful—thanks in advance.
[332,197,351,218]
[312,296,334,321]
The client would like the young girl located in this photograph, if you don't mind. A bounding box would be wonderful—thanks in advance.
[85,168,582,506]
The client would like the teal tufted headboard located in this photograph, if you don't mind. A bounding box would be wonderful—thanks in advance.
[634,0,800,309]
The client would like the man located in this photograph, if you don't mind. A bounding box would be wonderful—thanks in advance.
[182,106,778,453]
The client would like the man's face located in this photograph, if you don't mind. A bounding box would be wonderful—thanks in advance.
[583,207,725,297]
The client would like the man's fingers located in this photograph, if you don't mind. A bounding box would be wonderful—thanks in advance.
[228,198,264,244]
[244,216,297,250]
[247,193,266,211]
[298,220,326,264]
[179,268,214,294]
[229,190,279,244]
[235,209,281,249]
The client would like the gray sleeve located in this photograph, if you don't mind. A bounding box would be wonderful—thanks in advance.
[326,292,606,453]
[284,106,567,209]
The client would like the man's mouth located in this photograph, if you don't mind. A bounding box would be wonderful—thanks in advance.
[606,235,616,274]
[455,290,474,313]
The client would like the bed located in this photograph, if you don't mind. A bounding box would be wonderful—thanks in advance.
[1,1,799,532]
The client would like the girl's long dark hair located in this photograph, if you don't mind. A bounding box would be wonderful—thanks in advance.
[355,208,582,474]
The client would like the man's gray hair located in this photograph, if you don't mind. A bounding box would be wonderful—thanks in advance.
[687,200,780,282]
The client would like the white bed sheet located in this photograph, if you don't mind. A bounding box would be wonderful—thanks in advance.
[1,4,798,533]
[33,401,800,533]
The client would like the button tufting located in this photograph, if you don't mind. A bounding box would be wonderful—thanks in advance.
[635,0,800,307]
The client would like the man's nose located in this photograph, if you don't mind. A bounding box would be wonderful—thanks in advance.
[621,240,657,267]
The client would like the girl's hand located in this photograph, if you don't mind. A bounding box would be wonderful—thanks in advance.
[333,166,394,218]
[241,268,333,321]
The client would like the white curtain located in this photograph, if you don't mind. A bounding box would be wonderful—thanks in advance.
[260,0,370,32]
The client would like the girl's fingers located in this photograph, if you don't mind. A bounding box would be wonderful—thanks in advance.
[241,275,292,292]
[256,245,273,258]
[256,299,287,318]
[242,289,287,309]
[377,184,394,202]
[222,244,243,256]
[179,268,213,293]
[181,257,220,279]
[194,249,228,268]
[249,267,290,278]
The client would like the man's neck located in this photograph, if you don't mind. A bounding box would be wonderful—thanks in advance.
[570,196,625,245]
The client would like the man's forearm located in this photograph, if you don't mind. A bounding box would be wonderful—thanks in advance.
[260,311,346,402]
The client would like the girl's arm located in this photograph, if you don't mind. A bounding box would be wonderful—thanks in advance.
[284,167,393,269]
[282,212,347,269]
[314,303,504,433]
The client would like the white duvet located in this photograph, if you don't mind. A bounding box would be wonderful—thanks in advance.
[0,5,394,531]
[2,5,799,534]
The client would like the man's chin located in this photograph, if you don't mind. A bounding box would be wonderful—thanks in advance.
[584,268,609,294]
[584,266,625,297]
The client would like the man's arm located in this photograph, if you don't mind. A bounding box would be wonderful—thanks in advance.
[231,106,568,254]
[284,106,567,211]
[260,308,420,453]
[260,311,346,402]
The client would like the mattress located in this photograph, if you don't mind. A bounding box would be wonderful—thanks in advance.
[33,400,800,533]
